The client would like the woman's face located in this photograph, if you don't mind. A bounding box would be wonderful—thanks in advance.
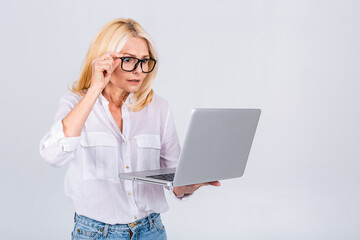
[109,37,150,93]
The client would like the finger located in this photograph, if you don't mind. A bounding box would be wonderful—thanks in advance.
[103,51,123,59]
[112,58,121,70]
[93,60,112,72]
[103,55,113,60]
[184,186,200,194]
[96,59,113,66]
[108,60,121,74]
[185,185,198,191]
[95,63,111,74]
[192,184,205,189]
[96,62,111,70]
[97,59,120,73]
[208,181,221,186]
[195,183,209,187]
[94,63,108,72]
[194,181,220,188]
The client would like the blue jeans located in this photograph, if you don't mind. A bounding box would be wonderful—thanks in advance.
[71,212,167,240]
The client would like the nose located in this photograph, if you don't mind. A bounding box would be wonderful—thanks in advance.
[132,61,142,74]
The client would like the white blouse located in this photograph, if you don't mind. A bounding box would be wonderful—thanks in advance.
[39,91,185,224]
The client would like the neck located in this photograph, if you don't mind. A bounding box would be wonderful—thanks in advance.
[102,84,129,108]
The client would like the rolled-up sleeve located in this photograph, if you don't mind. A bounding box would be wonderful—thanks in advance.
[39,94,81,167]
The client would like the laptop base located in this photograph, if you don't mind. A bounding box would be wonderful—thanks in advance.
[119,167,176,187]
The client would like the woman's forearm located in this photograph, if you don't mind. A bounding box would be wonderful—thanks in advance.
[62,86,102,137]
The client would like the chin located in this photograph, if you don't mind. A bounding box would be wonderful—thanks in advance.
[125,85,141,93]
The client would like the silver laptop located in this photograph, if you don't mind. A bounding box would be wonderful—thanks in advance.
[119,108,261,187]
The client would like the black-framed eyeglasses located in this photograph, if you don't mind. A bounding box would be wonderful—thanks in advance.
[118,57,157,73]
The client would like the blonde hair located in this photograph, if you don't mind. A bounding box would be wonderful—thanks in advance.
[71,18,158,111]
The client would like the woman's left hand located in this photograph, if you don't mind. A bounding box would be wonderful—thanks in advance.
[173,181,221,197]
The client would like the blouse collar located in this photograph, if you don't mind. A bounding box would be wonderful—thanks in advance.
[99,91,134,106]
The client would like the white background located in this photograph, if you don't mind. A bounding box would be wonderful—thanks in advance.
[0,0,359,239]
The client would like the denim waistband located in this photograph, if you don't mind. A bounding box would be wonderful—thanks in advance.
[74,212,160,232]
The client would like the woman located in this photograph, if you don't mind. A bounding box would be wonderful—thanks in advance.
[40,18,220,240]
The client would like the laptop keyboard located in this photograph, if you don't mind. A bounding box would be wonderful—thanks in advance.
[146,173,175,181]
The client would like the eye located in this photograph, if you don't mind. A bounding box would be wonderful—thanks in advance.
[122,57,135,63]
[141,59,150,64]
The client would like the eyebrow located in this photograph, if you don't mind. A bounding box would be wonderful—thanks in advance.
[123,53,150,58]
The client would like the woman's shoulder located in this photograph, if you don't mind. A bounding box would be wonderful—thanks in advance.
[58,91,83,107]
[149,93,173,124]
[151,93,170,110]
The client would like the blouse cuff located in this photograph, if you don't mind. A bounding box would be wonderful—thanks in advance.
[165,186,192,201]
[42,119,81,152]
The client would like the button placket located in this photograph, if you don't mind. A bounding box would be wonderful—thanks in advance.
[122,103,131,144]
[121,97,139,218]
[124,179,139,219]
[122,142,131,173]
[121,102,131,172]
[125,181,134,198]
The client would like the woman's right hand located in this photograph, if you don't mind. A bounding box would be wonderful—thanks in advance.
[90,52,123,91]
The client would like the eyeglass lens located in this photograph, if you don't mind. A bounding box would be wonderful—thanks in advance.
[121,57,156,73]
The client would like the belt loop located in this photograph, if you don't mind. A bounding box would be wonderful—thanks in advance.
[147,215,153,230]
[102,224,109,238]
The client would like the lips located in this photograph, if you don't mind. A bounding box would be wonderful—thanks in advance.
[127,79,140,83]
